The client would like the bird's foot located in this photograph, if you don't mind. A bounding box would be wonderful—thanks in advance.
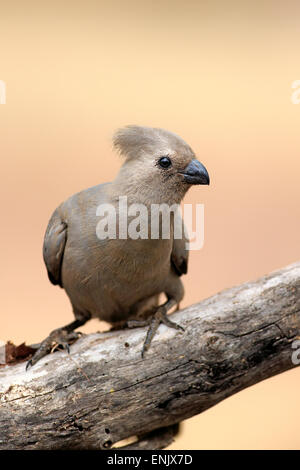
[26,328,81,370]
[109,320,129,331]
[127,305,184,357]
[142,306,184,357]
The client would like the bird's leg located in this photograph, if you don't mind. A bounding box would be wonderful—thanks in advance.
[26,318,87,370]
[127,298,184,357]
[141,298,184,357]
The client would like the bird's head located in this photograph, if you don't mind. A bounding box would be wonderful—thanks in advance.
[113,125,209,204]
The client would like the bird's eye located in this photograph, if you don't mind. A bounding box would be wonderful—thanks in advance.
[158,156,172,169]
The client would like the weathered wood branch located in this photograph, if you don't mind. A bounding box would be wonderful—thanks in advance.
[0,262,299,450]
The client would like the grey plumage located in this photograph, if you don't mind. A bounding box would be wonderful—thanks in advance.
[28,125,209,368]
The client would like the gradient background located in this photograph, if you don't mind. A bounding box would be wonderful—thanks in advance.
[0,0,299,449]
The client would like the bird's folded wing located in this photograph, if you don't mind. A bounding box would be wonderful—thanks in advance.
[43,209,67,287]
[171,217,189,276]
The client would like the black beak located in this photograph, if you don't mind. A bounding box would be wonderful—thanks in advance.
[181,159,210,185]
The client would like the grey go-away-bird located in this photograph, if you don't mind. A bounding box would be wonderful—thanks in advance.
[27,126,210,369]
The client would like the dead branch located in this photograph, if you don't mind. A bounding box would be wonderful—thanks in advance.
[0,262,299,450]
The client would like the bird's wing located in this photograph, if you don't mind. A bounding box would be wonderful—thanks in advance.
[171,216,189,276]
[43,209,67,287]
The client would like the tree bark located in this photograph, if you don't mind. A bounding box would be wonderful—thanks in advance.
[0,262,299,450]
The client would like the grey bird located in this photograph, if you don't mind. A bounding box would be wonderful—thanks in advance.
[27,126,209,368]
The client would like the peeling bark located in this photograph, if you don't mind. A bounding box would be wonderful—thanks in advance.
[0,262,299,450]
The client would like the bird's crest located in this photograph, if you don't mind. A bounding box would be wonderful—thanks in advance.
[113,125,192,161]
[113,126,164,161]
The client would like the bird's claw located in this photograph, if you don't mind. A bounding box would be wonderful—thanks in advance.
[26,329,81,370]
[26,359,33,371]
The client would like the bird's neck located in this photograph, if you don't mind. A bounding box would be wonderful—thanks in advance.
[110,175,186,207]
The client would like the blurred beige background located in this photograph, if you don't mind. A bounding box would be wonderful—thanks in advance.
[0,0,299,449]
